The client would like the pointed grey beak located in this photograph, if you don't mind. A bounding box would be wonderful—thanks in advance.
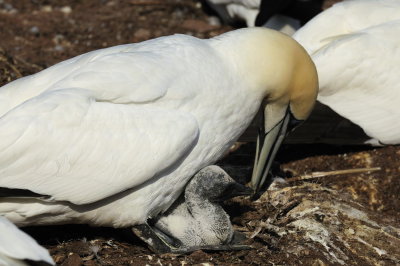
[251,108,295,193]
[216,181,254,202]
[229,182,254,197]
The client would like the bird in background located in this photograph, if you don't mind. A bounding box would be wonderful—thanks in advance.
[293,0,400,145]
[0,28,318,252]
[0,216,54,266]
[204,0,323,35]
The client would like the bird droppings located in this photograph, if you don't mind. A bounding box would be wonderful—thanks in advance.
[1,0,399,265]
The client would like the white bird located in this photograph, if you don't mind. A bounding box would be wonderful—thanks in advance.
[0,28,317,250]
[293,0,400,145]
[0,216,54,266]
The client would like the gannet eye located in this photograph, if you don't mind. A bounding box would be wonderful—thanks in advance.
[287,111,304,133]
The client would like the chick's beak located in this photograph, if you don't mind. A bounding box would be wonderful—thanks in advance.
[251,107,301,193]
[216,182,254,202]
[229,182,254,197]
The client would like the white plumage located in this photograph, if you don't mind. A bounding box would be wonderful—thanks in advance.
[294,0,400,144]
[0,28,317,230]
[0,217,54,265]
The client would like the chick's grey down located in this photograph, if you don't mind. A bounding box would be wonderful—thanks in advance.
[152,165,251,249]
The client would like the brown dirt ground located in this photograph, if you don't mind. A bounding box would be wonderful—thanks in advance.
[1,0,399,265]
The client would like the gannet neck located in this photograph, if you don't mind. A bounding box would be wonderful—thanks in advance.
[210,27,318,119]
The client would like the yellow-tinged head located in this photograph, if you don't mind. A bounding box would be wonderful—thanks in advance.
[212,27,318,121]
[211,28,318,193]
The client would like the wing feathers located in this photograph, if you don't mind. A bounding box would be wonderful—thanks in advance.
[312,21,400,143]
[0,89,199,204]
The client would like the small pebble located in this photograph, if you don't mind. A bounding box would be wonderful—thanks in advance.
[207,16,221,27]
[60,6,72,14]
[181,19,218,33]
[134,29,151,41]
[54,44,65,52]
[61,253,82,266]
[29,26,40,34]
[41,5,52,12]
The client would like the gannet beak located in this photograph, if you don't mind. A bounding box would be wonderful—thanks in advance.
[251,107,302,193]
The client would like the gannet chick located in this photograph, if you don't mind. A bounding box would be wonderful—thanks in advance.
[0,216,54,266]
[133,165,252,253]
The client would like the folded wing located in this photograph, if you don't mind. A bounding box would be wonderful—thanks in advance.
[0,37,202,204]
[312,21,400,144]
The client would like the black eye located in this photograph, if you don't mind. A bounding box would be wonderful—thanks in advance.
[288,112,304,132]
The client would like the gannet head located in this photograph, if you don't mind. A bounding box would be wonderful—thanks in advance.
[212,28,318,192]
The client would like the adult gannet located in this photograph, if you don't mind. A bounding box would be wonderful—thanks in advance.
[0,216,54,266]
[138,165,252,253]
[0,28,317,250]
[293,0,400,144]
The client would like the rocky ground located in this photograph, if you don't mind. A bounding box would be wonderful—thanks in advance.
[1,0,399,265]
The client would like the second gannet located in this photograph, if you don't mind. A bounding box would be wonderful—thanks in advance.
[294,0,400,144]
